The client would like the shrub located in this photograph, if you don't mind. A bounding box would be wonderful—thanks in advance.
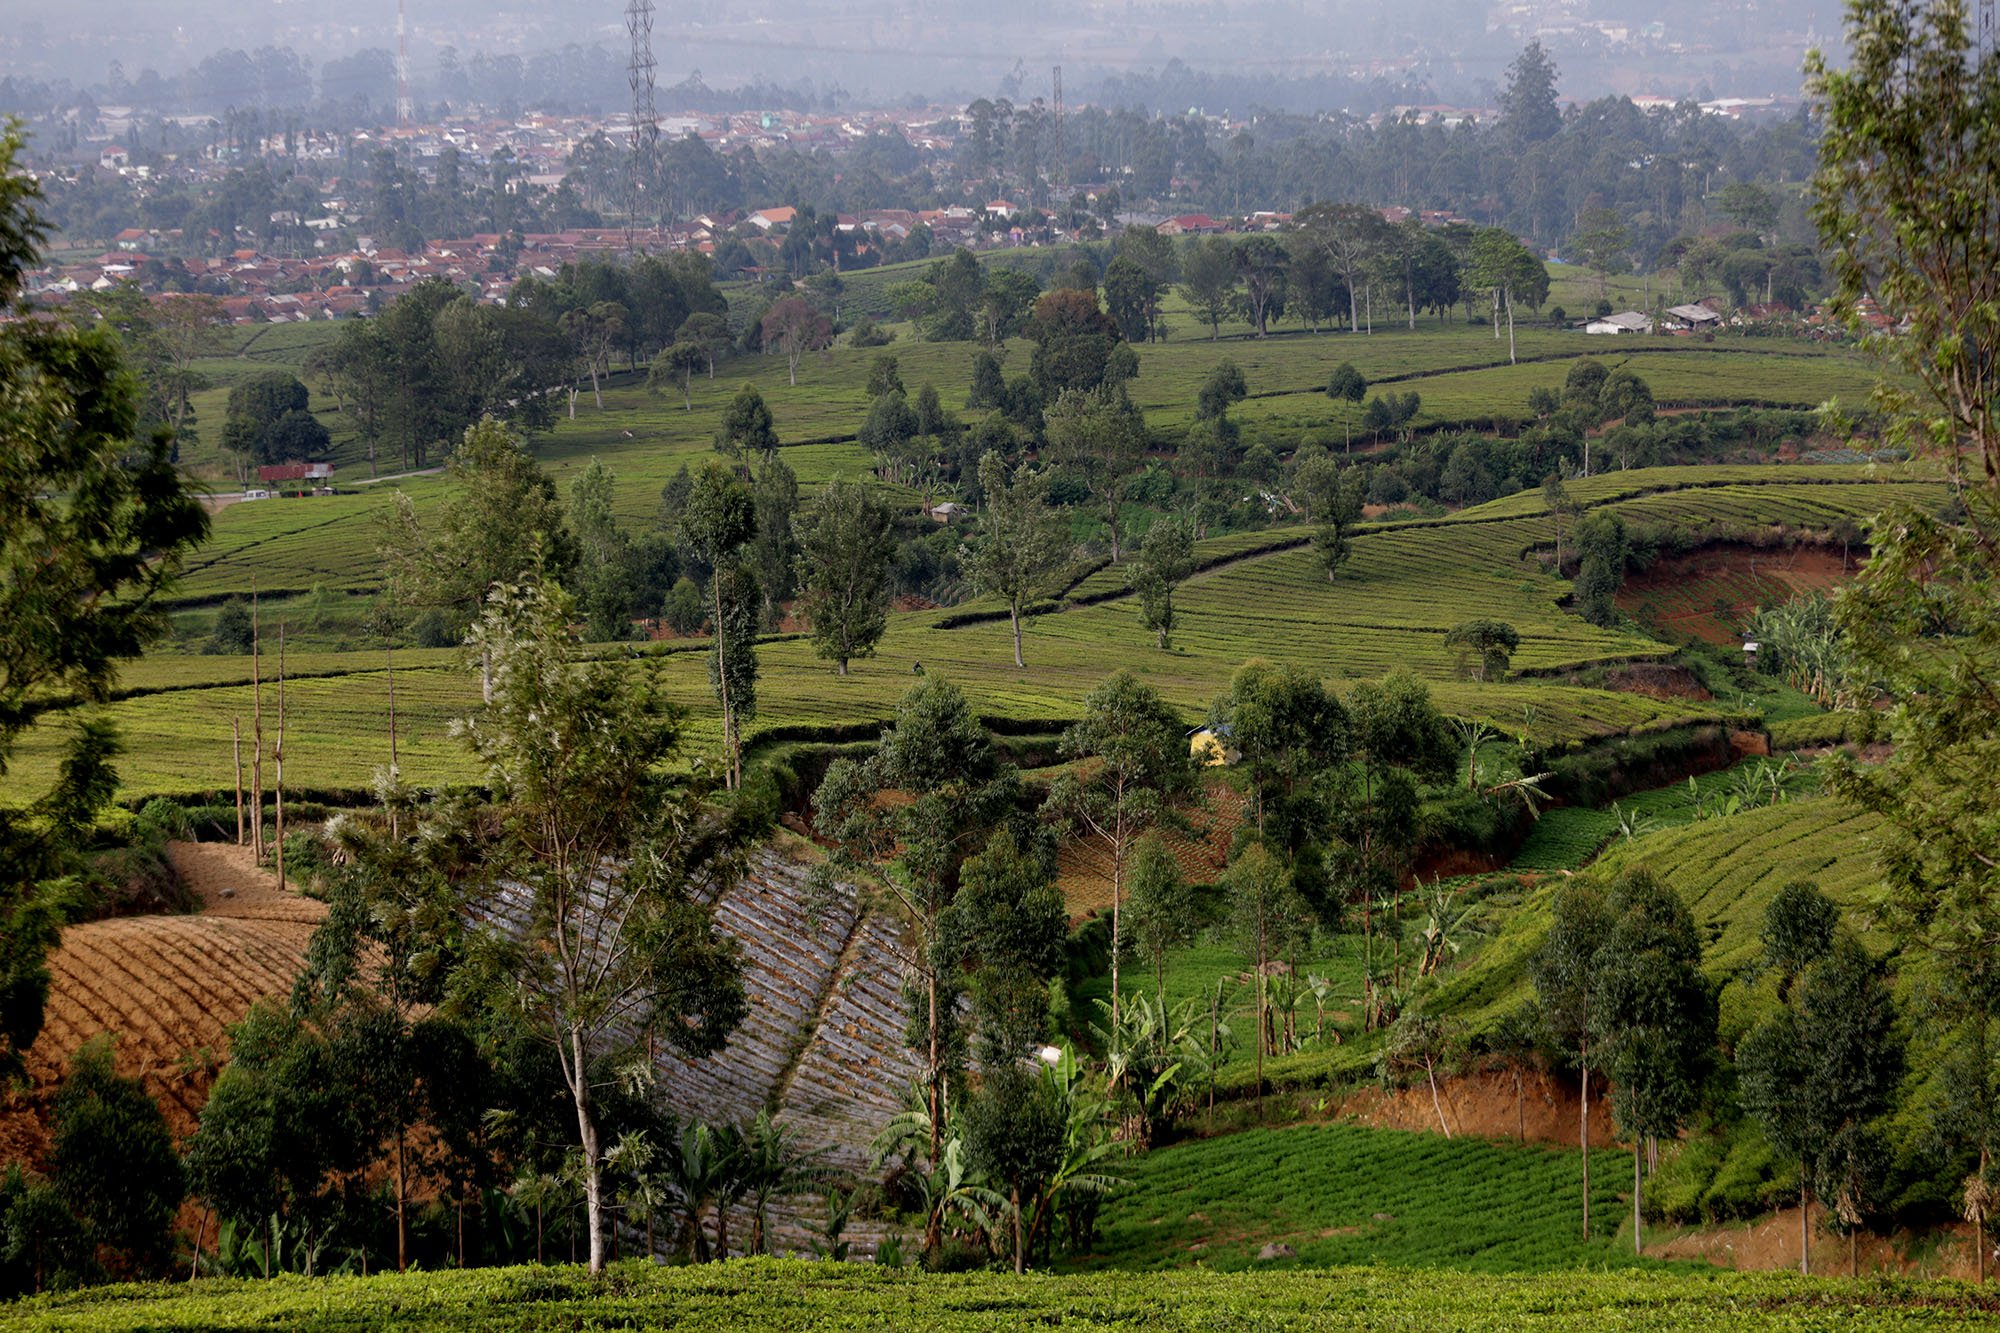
[410,610,457,648]
[205,597,255,655]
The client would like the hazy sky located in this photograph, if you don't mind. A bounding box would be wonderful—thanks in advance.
[3,0,1850,107]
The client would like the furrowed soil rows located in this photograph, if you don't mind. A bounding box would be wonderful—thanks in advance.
[2,843,324,1162]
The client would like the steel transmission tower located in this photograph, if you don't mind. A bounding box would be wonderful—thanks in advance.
[626,0,660,245]
[1052,65,1065,204]
[396,0,413,125]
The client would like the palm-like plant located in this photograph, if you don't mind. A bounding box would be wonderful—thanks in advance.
[1482,766,1555,819]
[1611,800,1654,843]
[508,1164,576,1265]
[1025,1047,1129,1260]
[738,1111,831,1255]
[1450,718,1497,791]
[1092,992,1209,1145]
[902,1135,1006,1260]
[605,1130,669,1262]
[1417,878,1484,976]
[666,1121,742,1261]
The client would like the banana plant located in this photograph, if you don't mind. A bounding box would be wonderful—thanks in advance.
[1417,878,1483,977]
[1611,800,1654,843]
[902,1135,1005,1261]
[1028,1047,1129,1259]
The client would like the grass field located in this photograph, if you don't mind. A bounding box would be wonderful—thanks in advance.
[3,1255,1992,1330]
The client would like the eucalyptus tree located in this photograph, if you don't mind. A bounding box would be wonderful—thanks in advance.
[458,582,748,1273]
[1129,515,1197,649]
[1593,871,1716,1255]
[792,479,896,675]
[681,465,759,788]
[812,676,1022,1170]
[1533,881,1613,1240]
[1047,672,1201,1031]
[964,451,1072,668]
[1738,883,1902,1276]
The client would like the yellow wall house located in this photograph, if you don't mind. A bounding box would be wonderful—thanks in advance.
[1189,724,1239,767]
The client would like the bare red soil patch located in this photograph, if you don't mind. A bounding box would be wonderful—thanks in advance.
[1619,541,1857,645]
[0,843,322,1165]
[1335,1068,1620,1149]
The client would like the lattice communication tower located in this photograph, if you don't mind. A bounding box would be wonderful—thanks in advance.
[627,0,660,243]
[396,0,413,124]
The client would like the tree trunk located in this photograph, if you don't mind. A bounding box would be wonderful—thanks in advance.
[927,966,942,1171]
[571,1028,607,1274]
[1505,287,1517,365]
[1110,835,1124,1034]
[273,627,285,889]
[1013,1188,1026,1274]
[712,580,737,789]
[395,1124,409,1271]
[1426,1056,1452,1137]
[1800,1183,1810,1275]
[1254,918,1267,1116]
[1009,604,1025,668]
[190,1208,209,1281]
[1580,1048,1591,1240]
[250,599,263,863]
[1633,1140,1643,1256]
[535,1199,543,1264]
[233,718,244,845]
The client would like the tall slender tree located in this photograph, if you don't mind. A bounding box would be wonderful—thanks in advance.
[1046,673,1200,1031]
[965,451,1071,668]
[1593,870,1716,1255]
[681,465,758,789]
[1534,881,1613,1240]
[792,480,896,675]
[812,677,1021,1177]
[458,581,747,1274]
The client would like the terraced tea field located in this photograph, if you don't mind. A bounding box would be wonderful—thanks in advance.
[7,1255,1990,1330]
[1086,1121,1631,1273]
[1427,794,1887,1039]
[7,465,1943,803]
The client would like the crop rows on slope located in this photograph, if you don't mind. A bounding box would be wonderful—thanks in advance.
[1090,1122,1630,1274]
[467,851,915,1178]
[9,1253,1993,1329]
[30,915,320,1133]
[5,666,477,800]
[1611,481,1944,534]
[1588,797,1887,972]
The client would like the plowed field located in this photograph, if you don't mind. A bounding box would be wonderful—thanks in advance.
[0,843,322,1166]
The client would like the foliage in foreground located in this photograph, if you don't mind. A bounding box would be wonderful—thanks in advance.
[3,1257,1995,1332]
